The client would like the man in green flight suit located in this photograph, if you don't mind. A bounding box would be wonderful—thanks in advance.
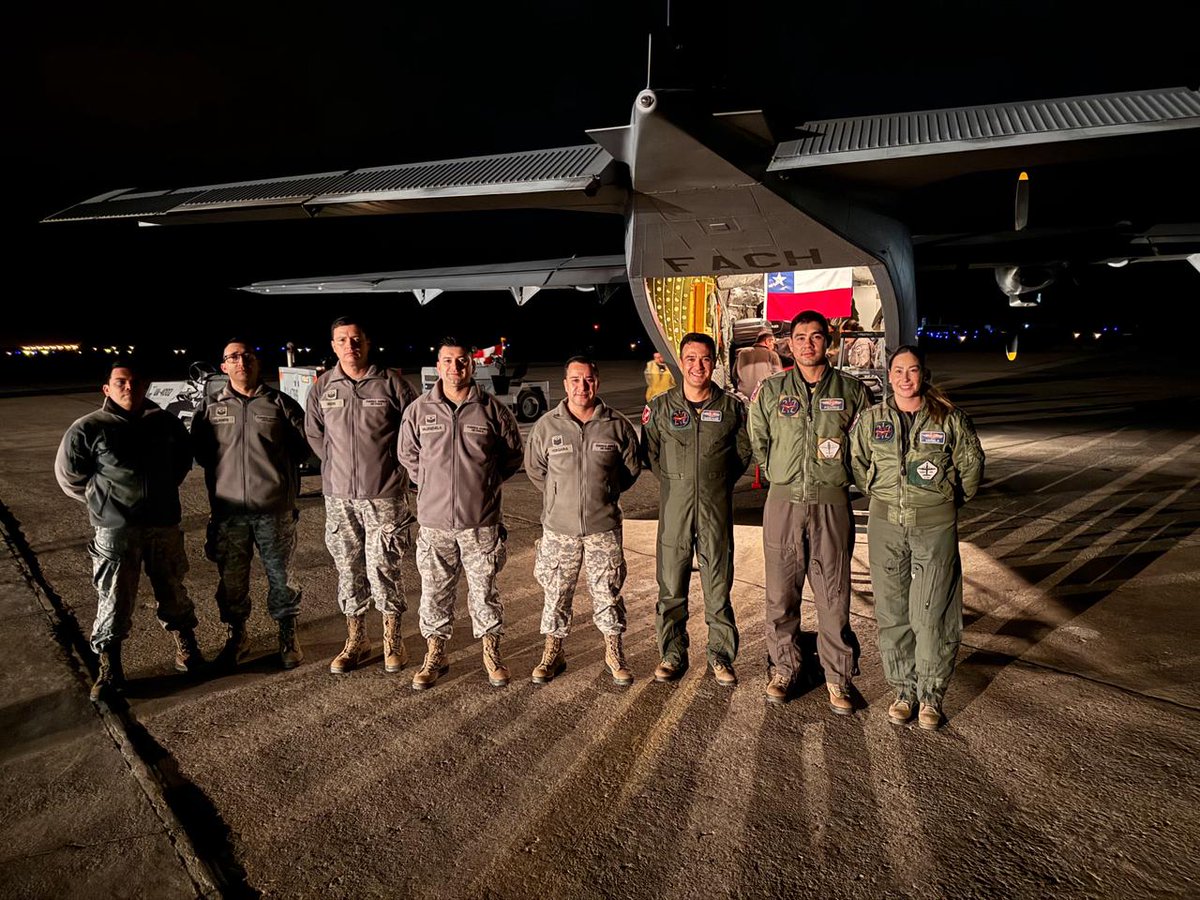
[641,332,752,686]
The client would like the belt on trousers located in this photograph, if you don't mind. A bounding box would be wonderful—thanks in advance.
[767,483,849,505]
[869,498,957,527]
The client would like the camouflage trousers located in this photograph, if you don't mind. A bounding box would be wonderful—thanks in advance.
[208,511,301,623]
[88,525,198,652]
[324,497,413,617]
[415,525,506,640]
[535,527,627,638]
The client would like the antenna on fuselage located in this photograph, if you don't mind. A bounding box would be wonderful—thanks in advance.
[646,33,653,89]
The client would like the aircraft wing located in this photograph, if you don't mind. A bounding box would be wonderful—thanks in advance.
[43,145,627,224]
[240,255,628,305]
[768,87,1200,188]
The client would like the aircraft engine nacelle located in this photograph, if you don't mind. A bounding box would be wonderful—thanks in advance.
[996,265,1054,307]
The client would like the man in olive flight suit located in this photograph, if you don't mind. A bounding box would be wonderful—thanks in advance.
[749,310,871,712]
[641,332,752,686]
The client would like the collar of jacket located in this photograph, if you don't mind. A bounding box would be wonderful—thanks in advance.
[429,379,482,405]
[665,385,720,409]
[331,363,386,383]
[550,398,612,421]
[102,396,158,419]
[785,364,833,392]
[885,395,925,415]
[217,383,269,402]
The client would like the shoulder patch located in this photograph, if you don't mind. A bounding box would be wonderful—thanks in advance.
[641,405,651,425]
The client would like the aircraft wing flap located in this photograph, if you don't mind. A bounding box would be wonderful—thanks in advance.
[44,145,624,224]
[241,255,628,295]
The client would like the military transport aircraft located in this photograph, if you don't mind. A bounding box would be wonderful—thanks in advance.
[45,85,1200,376]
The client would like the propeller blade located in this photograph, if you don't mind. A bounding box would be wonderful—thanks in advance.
[1014,171,1030,232]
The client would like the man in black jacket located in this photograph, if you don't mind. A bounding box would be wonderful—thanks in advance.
[55,357,203,702]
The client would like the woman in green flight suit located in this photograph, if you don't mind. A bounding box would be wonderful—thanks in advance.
[849,345,984,730]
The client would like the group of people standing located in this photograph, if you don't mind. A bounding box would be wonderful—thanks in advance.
[55,310,982,730]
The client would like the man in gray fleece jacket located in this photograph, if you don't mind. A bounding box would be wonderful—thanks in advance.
[398,338,523,690]
[55,357,203,702]
[524,357,640,685]
[306,316,419,676]
[192,338,309,670]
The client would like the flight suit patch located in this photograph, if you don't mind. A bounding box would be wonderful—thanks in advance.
[817,437,841,459]
[873,421,895,442]
[819,398,845,411]
[464,424,489,436]
[778,396,800,417]
[319,389,343,409]
[209,405,234,425]
[919,431,946,445]
[591,441,618,451]
[641,406,651,425]
[670,410,691,428]
[700,409,723,422]
[254,414,279,423]
[362,398,388,408]
[419,424,445,434]
[909,460,940,484]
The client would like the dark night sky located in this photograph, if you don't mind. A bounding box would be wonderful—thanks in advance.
[12,2,1199,364]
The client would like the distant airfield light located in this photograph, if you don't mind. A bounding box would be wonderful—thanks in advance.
[1073,332,1081,339]
[593,324,600,331]
[958,335,967,342]
[1093,332,1102,340]
[1023,323,1030,329]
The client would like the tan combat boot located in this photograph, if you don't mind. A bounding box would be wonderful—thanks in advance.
[888,696,915,725]
[765,672,790,705]
[329,613,371,674]
[215,620,249,670]
[711,661,738,687]
[90,645,124,702]
[482,633,510,687]
[382,612,408,673]
[828,682,854,716]
[918,702,943,731]
[531,636,566,684]
[654,659,685,682]
[173,629,204,673]
[278,616,303,670]
[411,637,449,690]
[604,634,633,686]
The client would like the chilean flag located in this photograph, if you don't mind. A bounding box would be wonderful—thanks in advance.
[765,268,853,321]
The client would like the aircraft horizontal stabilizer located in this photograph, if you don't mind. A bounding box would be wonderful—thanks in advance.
[240,255,628,297]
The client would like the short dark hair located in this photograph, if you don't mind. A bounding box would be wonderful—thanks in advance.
[679,332,716,356]
[436,336,469,356]
[330,316,367,338]
[563,355,598,377]
[106,356,144,380]
[790,310,830,338]
[223,336,253,352]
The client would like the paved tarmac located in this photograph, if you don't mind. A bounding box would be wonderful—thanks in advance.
[1,349,1197,899]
